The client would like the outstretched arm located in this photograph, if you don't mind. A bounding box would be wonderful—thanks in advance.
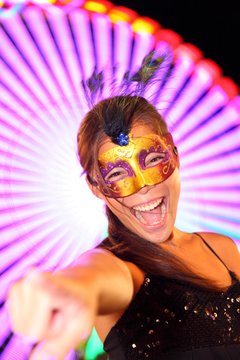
[7,248,134,360]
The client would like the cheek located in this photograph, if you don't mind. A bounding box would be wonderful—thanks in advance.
[167,169,181,192]
[106,198,127,217]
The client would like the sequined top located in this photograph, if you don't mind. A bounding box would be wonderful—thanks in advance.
[103,235,240,359]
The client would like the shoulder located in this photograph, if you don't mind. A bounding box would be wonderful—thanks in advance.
[96,242,146,294]
[198,232,240,276]
[199,232,238,253]
[124,261,145,296]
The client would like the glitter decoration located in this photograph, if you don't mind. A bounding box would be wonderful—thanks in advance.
[0,0,240,358]
[116,132,129,146]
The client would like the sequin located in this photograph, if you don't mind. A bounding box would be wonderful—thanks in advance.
[105,273,240,359]
[144,277,151,286]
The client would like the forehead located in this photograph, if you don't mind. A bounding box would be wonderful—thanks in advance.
[98,124,157,156]
[98,135,169,165]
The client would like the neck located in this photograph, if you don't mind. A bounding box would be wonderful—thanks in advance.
[160,228,192,250]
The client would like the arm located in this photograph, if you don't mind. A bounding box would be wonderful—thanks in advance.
[7,249,134,360]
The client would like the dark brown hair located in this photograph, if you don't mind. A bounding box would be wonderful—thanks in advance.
[77,95,224,291]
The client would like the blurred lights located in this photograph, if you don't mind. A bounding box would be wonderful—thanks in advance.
[0,0,240,359]
[83,0,108,13]
[132,16,160,34]
[109,6,137,23]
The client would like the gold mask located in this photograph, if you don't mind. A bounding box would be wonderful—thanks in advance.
[96,133,179,198]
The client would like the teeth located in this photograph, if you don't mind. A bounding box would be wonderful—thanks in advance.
[135,211,147,224]
[133,198,163,212]
[159,202,166,216]
[134,200,167,226]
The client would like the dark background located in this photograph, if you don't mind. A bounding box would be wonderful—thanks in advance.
[114,0,240,87]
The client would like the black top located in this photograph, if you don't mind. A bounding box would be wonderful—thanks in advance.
[103,233,240,359]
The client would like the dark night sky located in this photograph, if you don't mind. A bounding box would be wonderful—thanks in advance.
[113,0,240,87]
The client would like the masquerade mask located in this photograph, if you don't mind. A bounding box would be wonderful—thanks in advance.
[95,133,179,198]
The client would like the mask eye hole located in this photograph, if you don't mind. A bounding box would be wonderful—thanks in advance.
[144,152,166,168]
[104,167,128,182]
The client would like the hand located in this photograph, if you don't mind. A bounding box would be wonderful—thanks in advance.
[7,269,97,360]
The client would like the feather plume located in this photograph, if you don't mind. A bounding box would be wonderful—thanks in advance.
[80,50,171,143]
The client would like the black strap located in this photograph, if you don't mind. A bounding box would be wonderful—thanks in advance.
[193,232,231,273]
[194,232,238,282]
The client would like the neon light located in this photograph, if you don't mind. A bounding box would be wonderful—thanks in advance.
[109,6,137,23]
[0,3,23,18]
[0,2,239,359]
[84,0,108,13]
[132,16,160,34]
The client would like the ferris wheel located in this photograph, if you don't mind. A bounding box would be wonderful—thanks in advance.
[0,0,240,358]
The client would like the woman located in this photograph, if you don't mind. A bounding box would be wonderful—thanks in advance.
[7,62,240,360]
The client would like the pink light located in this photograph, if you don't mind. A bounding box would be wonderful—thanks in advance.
[23,7,74,98]
[182,188,240,204]
[69,9,96,79]
[174,81,231,143]
[180,128,240,169]
[177,208,240,236]
[178,97,240,154]
[0,22,54,105]
[155,28,183,50]
[181,173,240,188]
[166,63,218,126]
[91,12,112,69]
[3,14,62,97]
[0,2,240,357]
[113,21,132,81]
[45,10,83,95]
[144,41,174,104]
[159,53,197,119]
[130,32,155,73]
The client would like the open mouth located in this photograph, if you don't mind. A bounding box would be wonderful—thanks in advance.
[131,197,167,227]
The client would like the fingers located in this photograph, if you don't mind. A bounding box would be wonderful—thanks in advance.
[7,269,96,360]
[7,271,52,340]
[29,301,94,360]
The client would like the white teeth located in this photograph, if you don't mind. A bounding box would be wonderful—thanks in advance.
[135,211,147,224]
[160,202,166,215]
[133,198,163,212]
[134,201,167,226]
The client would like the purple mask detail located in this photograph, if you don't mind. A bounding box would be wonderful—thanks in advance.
[100,160,135,183]
[139,145,170,169]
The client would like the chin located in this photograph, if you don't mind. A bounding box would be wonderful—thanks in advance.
[132,215,175,245]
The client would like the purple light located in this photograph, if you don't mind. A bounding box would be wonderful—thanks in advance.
[159,54,197,117]
[0,1,240,358]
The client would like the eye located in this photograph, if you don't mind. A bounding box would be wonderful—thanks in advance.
[145,152,165,168]
[104,167,128,182]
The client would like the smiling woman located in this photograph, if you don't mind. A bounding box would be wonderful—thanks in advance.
[78,96,180,245]
[6,52,240,360]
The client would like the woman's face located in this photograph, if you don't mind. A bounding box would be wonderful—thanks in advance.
[95,124,180,244]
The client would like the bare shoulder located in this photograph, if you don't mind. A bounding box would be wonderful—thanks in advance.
[199,232,239,253]
[88,248,145,294]
[198,232,240,275]
[124,261,145,295]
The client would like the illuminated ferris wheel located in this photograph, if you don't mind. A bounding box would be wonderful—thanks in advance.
[0,0,240,358]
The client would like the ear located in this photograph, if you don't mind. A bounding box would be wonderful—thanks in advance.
[85,175,105,200]
[173,146,180,168]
